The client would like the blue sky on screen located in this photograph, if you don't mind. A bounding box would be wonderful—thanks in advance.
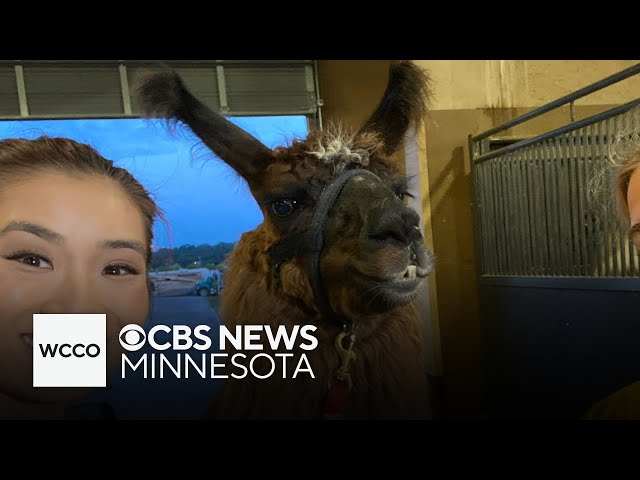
[0,117,308,249]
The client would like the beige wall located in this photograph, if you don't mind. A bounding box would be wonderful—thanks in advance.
[316,60,640,418]
[317,60,392,132]
[415,60,640,110]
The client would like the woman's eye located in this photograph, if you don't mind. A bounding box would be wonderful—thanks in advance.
[7,253,53,270]
[272,199,298,217]
[103,264,139,276]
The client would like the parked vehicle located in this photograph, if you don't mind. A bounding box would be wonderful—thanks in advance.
[194,276,220,297]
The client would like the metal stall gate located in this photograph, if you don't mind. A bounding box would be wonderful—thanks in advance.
[469,63,640,418]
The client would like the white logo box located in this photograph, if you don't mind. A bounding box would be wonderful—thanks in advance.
[33,314,107,388]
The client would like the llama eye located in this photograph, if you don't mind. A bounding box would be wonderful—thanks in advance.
[397,191,411,202]
[272,199,298,217]
[396,190,414,201]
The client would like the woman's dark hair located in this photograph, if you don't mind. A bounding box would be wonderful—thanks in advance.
[0,136,164,263]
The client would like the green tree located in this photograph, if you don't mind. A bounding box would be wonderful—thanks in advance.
[151,242,235,270]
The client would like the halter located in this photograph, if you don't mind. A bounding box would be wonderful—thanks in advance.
[268,168,381,328]
[268,167,382,419]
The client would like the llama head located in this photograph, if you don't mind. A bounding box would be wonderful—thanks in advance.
[134,61,435,321]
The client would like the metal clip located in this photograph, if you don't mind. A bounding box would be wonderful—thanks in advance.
[334,330,356,390]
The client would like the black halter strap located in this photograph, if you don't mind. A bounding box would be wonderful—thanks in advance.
[269,168,381,328]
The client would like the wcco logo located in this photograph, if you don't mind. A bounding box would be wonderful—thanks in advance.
[33,314,106,388]
[39,343,101,358]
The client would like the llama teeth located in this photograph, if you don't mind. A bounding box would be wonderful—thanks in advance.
[402,265,417,280]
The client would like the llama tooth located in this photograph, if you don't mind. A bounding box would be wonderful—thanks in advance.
[400,268,409,280]
[407,265,417,280]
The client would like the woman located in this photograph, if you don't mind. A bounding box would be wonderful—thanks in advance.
[583,130,640,420]
[0,136,162,419]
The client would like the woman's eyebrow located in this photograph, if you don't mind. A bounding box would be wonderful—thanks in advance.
[100,239,147,258]
[0,221,64,243]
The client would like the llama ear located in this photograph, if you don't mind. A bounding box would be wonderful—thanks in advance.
[357,61,432,157]
[132,67,274,181]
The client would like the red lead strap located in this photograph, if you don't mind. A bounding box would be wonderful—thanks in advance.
[323,380,350,419]
[323,330,356,420]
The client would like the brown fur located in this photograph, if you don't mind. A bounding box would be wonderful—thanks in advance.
[214,226,431,419]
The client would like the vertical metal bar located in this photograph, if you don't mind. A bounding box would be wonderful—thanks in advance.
[558,134,571,275]
[14,65,29,117]
[485,149,498,275]
[501,154,510,275]
[557,133,569,274]
[489,159,500,273]
[119,64,132,115]
[565,131,576,275]
[504,153,517,275]
[518,149,529,275]
[524,146,534,274]
[588,122,602,277]
[487,140,499,275]
[475,165,495,275]
[469,135,486,278]
[478,154,491,275]
[583,125,595,276]
[542,138,554,274]
[540,143,551,275]
[547,137,562,275]
[553,135,567,275]
[565,132,580,276]
[512,151,523,275]
[479,160,491,274]
[519,147,532,275]
[492,158,505,273]
[313,60,323,131]
[516,149,528,274]
[533,142,548,275]
[304,64,316,115]
[574,126,589,276]
[482,157,491,274]
[527,143,545,275]
[216,65,229,113]
[556,134,574,275]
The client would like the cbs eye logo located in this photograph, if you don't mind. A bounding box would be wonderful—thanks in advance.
[119,324,146,352]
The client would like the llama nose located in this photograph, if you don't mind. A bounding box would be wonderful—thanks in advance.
[369,208,422,245]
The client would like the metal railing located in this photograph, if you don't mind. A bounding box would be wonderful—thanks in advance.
[470,63,640,280]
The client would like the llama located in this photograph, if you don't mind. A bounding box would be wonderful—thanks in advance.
[134,61,436,419]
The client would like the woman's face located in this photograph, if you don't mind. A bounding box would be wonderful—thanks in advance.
[0,172,150,403]
[628,166,640,253]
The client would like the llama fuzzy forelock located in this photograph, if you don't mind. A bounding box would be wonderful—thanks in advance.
[306,129,372,175]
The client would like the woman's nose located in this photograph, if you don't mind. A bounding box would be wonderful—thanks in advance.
[40,273,104,314]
